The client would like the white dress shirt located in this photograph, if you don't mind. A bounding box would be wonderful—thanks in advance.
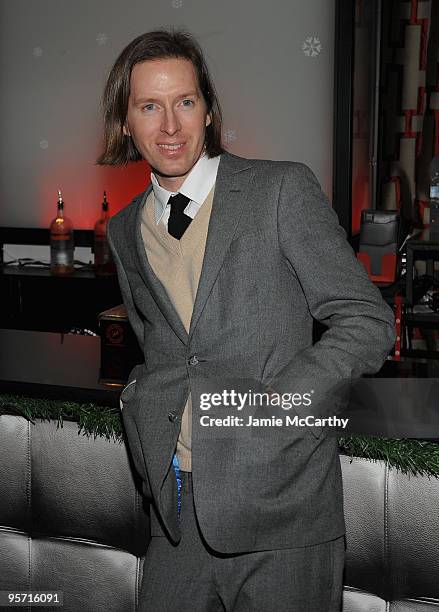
[150,152,221,227]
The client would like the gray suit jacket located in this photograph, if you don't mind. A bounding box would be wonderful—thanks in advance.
[107,151,395,553]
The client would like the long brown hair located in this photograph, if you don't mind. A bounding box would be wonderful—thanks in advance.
[96,28,225,165]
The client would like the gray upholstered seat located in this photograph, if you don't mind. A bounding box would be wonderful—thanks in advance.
[0,414,438,611]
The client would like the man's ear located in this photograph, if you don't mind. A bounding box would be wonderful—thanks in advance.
[205,113,212,128]
[123,124,131,137]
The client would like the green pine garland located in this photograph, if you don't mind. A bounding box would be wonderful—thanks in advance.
[338,436,439,477]
[0,394,124,443]
[1,394,439,477]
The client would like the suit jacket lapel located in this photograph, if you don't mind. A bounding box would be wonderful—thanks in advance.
[130,185,189,345]
[189,152,255,339]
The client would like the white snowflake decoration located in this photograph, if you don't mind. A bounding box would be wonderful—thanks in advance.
[39,140,49,149]
[96,33,108,46]
[172,0,183,8]
[224,130,237,143]
[302,37,322,58]
[32,47,43,58]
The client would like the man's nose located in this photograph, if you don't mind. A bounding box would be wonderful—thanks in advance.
[161,109,181,135]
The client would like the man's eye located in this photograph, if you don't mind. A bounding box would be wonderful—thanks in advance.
[181,99,194,107]
[141,104,156,111]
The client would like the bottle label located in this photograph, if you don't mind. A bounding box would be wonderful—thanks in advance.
[50,237,74,267]
[94,236,111,265]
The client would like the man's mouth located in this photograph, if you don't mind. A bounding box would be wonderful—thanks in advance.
[158,143,185,150]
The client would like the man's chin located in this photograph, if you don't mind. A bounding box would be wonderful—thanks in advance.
[152,165,189,179]
[150,148,204,179]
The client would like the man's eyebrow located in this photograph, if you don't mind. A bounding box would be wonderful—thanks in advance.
[134,91,200,104]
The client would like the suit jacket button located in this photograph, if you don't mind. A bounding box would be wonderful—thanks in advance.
[168,412,178,422]
[188,355,199,366]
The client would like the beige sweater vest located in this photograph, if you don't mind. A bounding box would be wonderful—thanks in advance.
[140,187,215,471]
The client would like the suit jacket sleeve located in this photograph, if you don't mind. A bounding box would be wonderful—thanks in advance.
[107,217,144,358]
[270,163,396,414]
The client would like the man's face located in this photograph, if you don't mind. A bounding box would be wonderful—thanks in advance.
[124,57,212,192]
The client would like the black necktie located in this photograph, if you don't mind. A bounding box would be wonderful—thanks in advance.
[167,193,192,239]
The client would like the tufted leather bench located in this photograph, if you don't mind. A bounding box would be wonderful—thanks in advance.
[0,414,438,611]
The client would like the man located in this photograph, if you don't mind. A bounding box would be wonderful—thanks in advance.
[97,29,395,611]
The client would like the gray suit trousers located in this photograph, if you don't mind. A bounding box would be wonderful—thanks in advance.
[139,472,345,612]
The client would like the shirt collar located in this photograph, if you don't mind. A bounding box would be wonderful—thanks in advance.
[150,152,221,224]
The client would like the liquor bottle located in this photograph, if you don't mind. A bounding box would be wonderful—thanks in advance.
[94,191,114,275]
[50,189,74,275]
